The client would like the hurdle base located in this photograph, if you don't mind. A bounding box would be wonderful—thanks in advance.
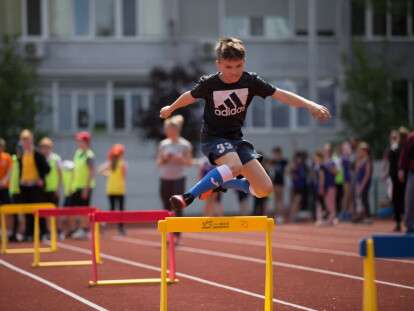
[89,278,179,287]
[2,247,54,254]
[33,260,98,267]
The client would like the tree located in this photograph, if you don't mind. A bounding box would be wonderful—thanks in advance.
[136,63,204,152]
[341,43,408,158]
[0,36,43,150]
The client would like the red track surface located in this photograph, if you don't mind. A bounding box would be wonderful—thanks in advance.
[1,220,413,310]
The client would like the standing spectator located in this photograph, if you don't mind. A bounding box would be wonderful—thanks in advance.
[271,146,288,222]
[384,129,408,232]
[39,137,62,207]
[157,115,192,244]
[333,144,344,216]
[0,138,12,205]
[322,143,337,225]
[98,144,127,235]
[8,145,22,241]
[312,151,327,225]
[70,131,95,239]
[354,142,373,223]
[18,129,50,241]
[339,141,353,221]
[289,152,307,222]
[199,157,224,216]
[59,160,74,239]
[399,130,414,234]
[0,138,13,239]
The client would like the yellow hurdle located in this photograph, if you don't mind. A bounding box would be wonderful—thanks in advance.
[158,216,275,311]
[32,213,101,267]
[0,203,56,254]
[363,239,378,311]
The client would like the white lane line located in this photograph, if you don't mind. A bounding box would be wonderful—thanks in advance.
[0,259,108,311]
[138,231,414,265]
[113,236,414,291]
[56,242,317,311]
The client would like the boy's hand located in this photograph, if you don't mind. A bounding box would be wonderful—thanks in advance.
[160,106,172,119]
[308,102,331,122]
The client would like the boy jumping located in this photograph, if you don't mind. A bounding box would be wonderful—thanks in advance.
[160,37,331,209]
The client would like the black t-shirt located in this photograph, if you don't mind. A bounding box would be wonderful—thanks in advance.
[191,72,276,139]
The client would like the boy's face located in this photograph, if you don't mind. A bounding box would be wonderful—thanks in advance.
[216,58,245,83]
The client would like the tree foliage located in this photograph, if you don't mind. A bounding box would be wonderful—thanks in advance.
[0,36,42,150]
[136,63,204,151]
[341,43,408,158]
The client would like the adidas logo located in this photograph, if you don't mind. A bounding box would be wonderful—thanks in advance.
[214,92,246,116]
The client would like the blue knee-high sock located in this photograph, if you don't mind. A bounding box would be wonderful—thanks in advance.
[221,178,251,194]
[187,165,233,198]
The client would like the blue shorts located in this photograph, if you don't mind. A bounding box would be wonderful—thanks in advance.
[201,137,262,166]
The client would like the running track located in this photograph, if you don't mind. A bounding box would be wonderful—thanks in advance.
[1,221,413,310]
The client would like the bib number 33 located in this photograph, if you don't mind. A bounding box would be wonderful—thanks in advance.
[216,142,233,154]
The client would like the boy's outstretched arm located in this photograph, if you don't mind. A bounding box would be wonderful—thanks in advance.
[271,88,331,122]
[159,91,197,119]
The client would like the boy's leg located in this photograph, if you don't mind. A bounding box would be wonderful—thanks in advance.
[240,159,273,198]
[169,152,240,209]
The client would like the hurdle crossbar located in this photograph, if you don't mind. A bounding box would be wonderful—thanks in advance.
[33,207,101,267]
[89,210,178,286]
[360,235,414,311]
[1,203,56,254]
[158,216,275,311]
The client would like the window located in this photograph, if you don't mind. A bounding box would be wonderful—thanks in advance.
[391,0,408,36]
[0,0,22,35]
[296,80,311,127]
[77,94,90,129]
[59,94,73,131]
[94,94,107,131]
[37,93,53,131]
[179,0,219,37]
[392,80,409,123]
[49,0,72,38]
[351,0,366,36]
[74,0,90,36]
[264,16,290,38]
[122,0,137,36]
[317,79,336,128]
[27,0,42,36]
[251,97,266,127]
[250,17,264,36]
[295,0,308,36]
[224,17,249,37]
[271,100,290,128]
[113,96,126,130]
[95,0,115,37]
[131,94,144,128]
[412,0,414,34]
[139,0,163,36]
[373,0,387,36]
[316,0,336,36]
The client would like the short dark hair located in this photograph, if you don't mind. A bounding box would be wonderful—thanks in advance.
[215,37,245,60]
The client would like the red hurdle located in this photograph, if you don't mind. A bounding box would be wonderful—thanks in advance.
[89,210,178,286]
[33,207,101,267]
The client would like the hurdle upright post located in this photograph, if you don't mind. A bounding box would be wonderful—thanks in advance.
[160,221,168,311]
[90,215,98,285]
[33,212,40,266]
[363,238,377,311]
[94,222,102,264]
[50,216,57,251]
[1,212,7,253]
[265,218,274,311]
